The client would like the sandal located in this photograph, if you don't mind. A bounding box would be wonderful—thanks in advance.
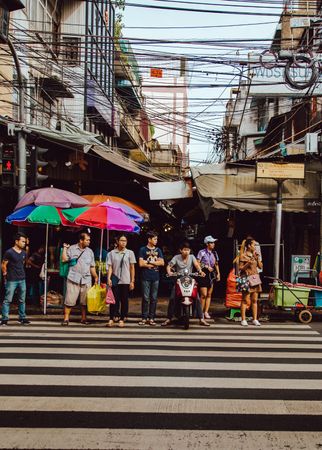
[106,320,114,327]
[149,320,157,326]
[61,320,69,326]
[80,320,90,325]
[118,320,125,328]
[161,319,172,327]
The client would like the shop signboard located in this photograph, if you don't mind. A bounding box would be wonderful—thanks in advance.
[291,255,311,283]
[149,180,193,200]
[248,53,322,97]
[256,162,305,180]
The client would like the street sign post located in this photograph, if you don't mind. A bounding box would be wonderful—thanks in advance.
[256,162,306,280]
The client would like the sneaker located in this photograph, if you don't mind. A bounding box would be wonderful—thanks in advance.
[204,312,211,319]
[18,319,30,325]
[138,319,147,326]
[241,320,248,327]
[106,320,114,328]
[0,320,8,326]
[252,319,261,326]
[199,319,210,327]
[118,320,125,328]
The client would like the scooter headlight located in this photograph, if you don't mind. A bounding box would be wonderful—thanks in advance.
[182,277,192,288]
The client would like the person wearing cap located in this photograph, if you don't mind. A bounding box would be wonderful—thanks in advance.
[197,236,220,320]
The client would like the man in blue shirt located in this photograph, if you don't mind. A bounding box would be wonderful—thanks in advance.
[138,231,164,326]
[1,232,30,325]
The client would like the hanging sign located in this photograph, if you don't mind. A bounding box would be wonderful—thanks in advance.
[256,162,305,180]
[150,68,163,78]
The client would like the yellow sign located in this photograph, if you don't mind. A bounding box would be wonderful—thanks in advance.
[256,162,305,180]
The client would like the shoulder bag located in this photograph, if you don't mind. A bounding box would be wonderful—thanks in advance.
[111,252,125,286]
[248,273,261,287]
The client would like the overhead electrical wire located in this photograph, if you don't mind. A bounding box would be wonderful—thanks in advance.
[6,4,321,165]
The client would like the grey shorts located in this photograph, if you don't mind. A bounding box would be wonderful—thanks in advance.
[64,279,91,307]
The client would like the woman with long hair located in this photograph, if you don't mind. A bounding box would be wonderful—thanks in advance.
[238,238,263,327]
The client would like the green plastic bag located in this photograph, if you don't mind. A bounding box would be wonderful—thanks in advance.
[86,285,107,315]
[59,248,69,278]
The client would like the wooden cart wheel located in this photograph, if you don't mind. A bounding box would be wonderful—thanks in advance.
[298,309,313,324]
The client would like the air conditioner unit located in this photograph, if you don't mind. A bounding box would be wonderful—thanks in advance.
[305,133,319,154]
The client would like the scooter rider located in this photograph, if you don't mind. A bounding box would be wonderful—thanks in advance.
[162,242,210,327]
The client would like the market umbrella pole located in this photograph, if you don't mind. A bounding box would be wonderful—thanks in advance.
[98,229,104,285]
[43,223,49,315]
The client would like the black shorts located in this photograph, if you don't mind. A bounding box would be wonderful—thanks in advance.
[198,268,215,289]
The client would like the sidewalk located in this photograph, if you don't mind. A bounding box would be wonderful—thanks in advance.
[7,296,229,321]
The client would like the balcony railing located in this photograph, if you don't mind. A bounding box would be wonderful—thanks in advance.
[116,95,151,162]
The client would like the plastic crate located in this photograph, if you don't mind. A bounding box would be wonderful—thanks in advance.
[274,284,310,307]
[313,290,322,308]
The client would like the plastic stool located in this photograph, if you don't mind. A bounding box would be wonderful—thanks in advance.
[229,308,241,320]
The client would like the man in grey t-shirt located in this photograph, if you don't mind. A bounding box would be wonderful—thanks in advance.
[107,234,136,328]
[162,242,210,327]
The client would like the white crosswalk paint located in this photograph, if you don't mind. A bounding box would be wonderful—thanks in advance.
[2,335,322,344]
[0,346,322,357]
[0,321,322,449]
[0,358,321,372]
[1,429,322,450]
[1,397,322,415]
[1,374,322,389]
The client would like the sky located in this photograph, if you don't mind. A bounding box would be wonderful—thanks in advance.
[122,1,284,165]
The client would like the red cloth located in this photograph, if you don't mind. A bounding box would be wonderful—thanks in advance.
[226,269,242,308]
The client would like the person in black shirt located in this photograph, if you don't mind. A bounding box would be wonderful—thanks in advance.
[26,245,45,304]
[1,232,30,325]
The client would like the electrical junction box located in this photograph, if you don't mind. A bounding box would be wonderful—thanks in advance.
[305,133,319,154]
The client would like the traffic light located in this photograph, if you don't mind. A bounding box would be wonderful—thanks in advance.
[0,143,16,187]
[30,145,48,187]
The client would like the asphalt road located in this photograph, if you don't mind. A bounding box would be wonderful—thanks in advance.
[0,317,322,449]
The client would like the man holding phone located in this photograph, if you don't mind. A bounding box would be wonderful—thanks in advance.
[61,232,98,326]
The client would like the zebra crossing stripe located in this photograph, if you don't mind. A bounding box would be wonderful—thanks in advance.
[0,397,322,415]
[0,374,322,389]
[0,428,321,450]
[0,358,321,372]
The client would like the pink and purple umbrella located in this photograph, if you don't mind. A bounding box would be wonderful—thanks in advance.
[14,187,89,210]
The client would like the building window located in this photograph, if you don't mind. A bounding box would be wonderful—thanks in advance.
[86,0,114,99]
[28,0,54,43]
[61,36,81,66]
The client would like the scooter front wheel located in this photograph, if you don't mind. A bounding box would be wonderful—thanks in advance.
[183,305,190,330]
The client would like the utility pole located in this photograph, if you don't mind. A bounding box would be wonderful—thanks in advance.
[6,37,26,200]
[0,1,26,199]
[273,180,284,279]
